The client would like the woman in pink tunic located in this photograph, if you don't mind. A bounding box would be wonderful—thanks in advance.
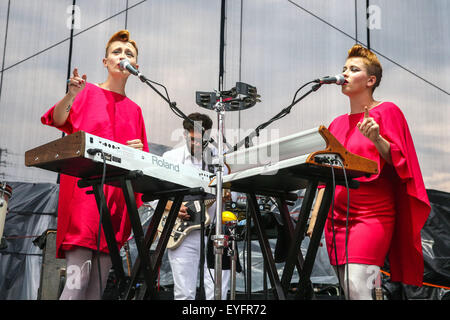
[309,45,430,299]
[41,30,149,300]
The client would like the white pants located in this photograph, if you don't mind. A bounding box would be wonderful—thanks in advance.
[168,231,230,300]
[333,263,382,300]
[59,246,112,300]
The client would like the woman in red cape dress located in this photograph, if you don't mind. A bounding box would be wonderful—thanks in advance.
[308,44,430,300]
[41,30,149,300]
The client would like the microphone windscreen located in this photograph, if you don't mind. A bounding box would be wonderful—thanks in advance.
[119,59,128,70]
[335,74,346,85]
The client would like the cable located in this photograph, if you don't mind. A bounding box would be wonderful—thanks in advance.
[206,208,217,284]
[291,81,316,104]
[95,150,107,299]
[327,159,344,299]
[241,217,247,294]
[143,78,186,120]
[336,158,351,300]
[145,78,171,103]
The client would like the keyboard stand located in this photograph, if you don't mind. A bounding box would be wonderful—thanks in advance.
[280,177,359,299]
[78,170,146,299]
[78,170,209,300]
[227,187,298,300]
[226,171,360,300]
[127,186,210,300]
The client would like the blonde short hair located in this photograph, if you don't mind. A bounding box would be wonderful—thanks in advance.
[105,30,138,58]
[347,44,382,92]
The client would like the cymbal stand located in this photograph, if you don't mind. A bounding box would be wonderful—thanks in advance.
[212,98,226,300]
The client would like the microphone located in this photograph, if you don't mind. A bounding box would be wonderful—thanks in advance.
[119,59,147,81]
[314,74,346,85]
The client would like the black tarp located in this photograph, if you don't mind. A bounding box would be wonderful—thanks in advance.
[0,182,58,299]
[382,189,450,300]
[422,189,450,287]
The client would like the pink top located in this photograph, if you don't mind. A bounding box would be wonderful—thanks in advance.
[41,82,149,258]
[324,102,430,286]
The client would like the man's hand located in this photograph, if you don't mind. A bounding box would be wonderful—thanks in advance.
[178,205,190,220]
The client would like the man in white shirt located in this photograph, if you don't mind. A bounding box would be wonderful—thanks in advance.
[162,112,237,300]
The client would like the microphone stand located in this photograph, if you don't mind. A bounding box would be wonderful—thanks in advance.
[133,71,229,152]
[228,81,322,153]
[211,97,226,300]
[134,73,193,128]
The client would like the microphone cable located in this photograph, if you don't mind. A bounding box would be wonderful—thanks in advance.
[326,159,345,300]
[336,158,351,300]
[142,75,218,152]
[142,78,186,120]
[291,80,316,104]
[120,59,180,119]
[87,148,107,300]
[206,208,217,284]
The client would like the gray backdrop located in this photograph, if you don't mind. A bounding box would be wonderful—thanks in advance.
[1,0,448,191]
[0,0,449,300]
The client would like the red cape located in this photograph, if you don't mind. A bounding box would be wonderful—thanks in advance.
[374,102,431,286]
[329,102,430,286]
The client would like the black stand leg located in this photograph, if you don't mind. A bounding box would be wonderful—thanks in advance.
[126,187,208,300]
[91,184,127,294]
[143,194,184,300]
[120,179,155,298]
[296,184,333,299]
[247,193,286,300]
[280,181,318,294]
[124,196,168,300]
[80,171,215,300]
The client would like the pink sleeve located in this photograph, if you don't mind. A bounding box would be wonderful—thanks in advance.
[40,84,91,134]
[41,104,74,134]
[389,141,412,180]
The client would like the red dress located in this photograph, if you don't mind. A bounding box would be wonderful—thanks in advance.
[324,102,430,286]
[41,83,149,258]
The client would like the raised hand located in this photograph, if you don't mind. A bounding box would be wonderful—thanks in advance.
[357,106,380,143]
[67,68,87,97]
